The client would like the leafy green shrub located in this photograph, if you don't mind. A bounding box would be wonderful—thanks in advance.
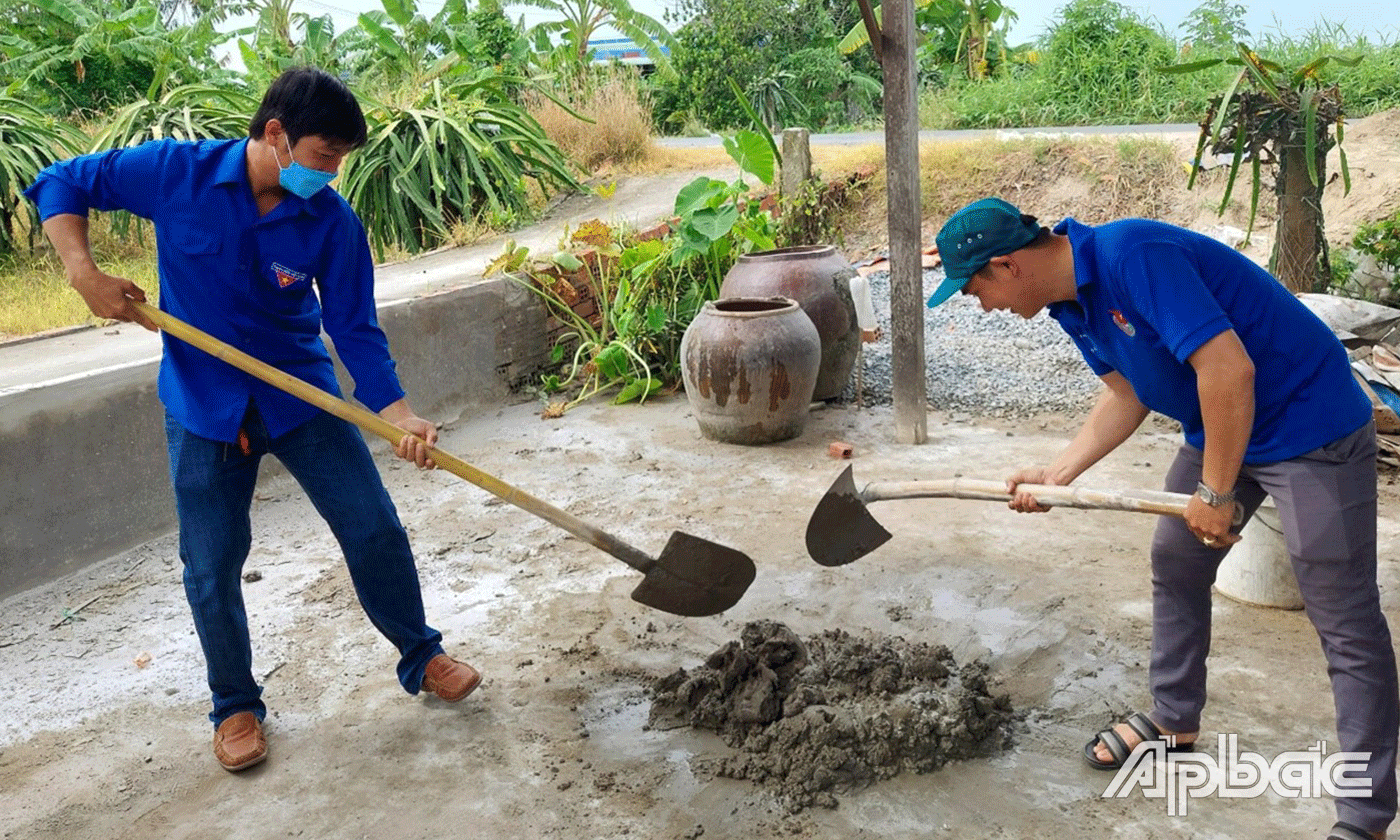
[780,47,880,128]
[1353,212,1400,273]
[1178,0,1251,56]
[660,0,868,132]
[1327,247,1362,297]
[1038,0,1210,123]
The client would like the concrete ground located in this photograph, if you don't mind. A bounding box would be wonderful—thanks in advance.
[8,119,1400,838]
[3,394,1397,840]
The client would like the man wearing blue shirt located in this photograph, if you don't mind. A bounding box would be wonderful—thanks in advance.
[928,197,1396,840]
[25,67,482,773]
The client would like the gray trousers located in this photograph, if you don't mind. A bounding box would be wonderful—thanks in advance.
[1147,419,1397,832]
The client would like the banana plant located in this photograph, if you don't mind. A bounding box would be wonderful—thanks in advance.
[838,0,1018,80]
[518,0,677,80]
[0,0,229,109]
[236,11,375,86]
[354,0,472,90]
[1161,42,1362,292]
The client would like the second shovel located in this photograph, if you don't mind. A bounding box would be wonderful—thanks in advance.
[805,465,1235,567]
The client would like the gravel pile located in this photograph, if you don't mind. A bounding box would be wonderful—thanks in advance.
[844,268,1103,418]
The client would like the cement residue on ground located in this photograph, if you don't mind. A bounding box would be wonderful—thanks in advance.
[648,620,1018,810]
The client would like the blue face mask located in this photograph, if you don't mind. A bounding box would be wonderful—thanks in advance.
[275,136,336,199]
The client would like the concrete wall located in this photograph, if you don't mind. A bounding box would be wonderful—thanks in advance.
[0,276,549,600]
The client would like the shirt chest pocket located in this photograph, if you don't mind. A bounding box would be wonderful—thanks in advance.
[169,220,222,256]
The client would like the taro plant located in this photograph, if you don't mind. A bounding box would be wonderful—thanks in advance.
[667,127,780,301]
[1161,42,1362,292]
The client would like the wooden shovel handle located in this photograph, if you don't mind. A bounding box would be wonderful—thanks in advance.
[132,301,657,573]
[862,478,1193,518]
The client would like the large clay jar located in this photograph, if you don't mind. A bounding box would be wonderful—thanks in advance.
[720,245,859,400]
[680,297,821,445]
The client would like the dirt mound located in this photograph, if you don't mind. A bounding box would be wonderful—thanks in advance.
[648,620,1018,811]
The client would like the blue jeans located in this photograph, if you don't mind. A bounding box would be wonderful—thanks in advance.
[165,404,444,727]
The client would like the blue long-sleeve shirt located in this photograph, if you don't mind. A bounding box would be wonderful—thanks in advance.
[1047,217,1369,463]
[25,137,404,443]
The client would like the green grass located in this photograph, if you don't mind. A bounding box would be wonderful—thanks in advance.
[0,216,159,340]
[4,18,1398,340]
[918,19,1398,130]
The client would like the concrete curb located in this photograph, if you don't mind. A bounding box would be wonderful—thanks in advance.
[0,273,551,600]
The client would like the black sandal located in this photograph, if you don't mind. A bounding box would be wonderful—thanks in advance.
[1083,711,1195,771]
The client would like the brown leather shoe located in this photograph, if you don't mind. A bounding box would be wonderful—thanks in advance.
[213,711,267,771]
[421,654,481,702]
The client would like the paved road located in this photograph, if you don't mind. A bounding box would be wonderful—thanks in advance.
[0,166,740,396]
[656,124,1200,148]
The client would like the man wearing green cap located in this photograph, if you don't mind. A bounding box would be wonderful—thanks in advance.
[929,197,1395,840]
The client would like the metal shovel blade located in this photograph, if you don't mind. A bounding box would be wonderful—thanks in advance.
[629,531,757,616]
[805,465,891,567]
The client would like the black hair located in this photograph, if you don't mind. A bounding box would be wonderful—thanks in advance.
[248,66,368,149]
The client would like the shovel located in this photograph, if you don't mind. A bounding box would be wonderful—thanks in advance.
[133,301,755,617]
[807,464,1234,567]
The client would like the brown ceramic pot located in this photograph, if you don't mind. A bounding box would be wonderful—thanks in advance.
[719,245,859,400]
[680,297,821,445]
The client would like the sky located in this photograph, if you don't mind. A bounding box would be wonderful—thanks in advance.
[251,0,1400,50]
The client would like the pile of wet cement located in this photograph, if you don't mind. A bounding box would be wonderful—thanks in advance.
[648,620,1017,810]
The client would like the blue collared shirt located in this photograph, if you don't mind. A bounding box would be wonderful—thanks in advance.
[1047,217,1368,463]
[25,137,404,443]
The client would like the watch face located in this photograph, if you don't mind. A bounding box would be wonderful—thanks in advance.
[1196,482,1232,506]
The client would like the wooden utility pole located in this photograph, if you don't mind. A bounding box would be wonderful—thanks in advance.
[779,128,812,198]
[877,0,927,443]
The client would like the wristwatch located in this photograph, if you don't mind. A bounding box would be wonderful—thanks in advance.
[1195,480,1236,507]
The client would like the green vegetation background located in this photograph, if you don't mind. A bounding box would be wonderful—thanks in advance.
[2,0,1399,350]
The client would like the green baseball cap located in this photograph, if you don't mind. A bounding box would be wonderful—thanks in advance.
[927,197,1041,308]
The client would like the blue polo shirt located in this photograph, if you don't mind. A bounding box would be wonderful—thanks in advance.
[25,138,404,443]
[1047,217,1369,463]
